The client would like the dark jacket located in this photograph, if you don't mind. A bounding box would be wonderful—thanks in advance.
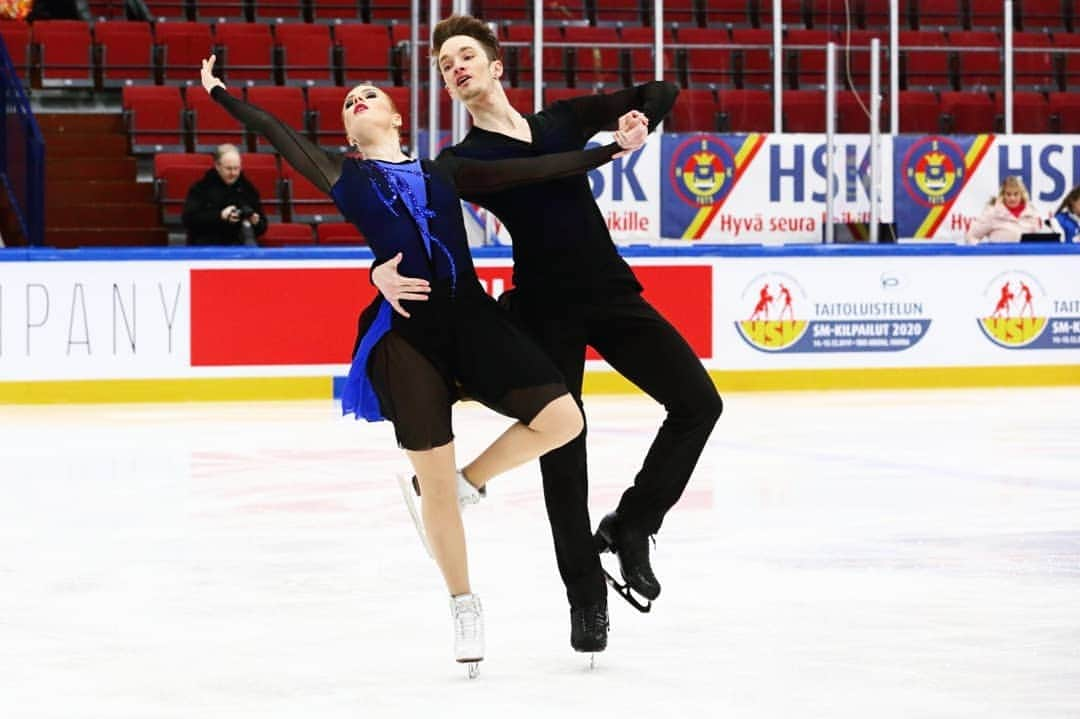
[181,168,268,246]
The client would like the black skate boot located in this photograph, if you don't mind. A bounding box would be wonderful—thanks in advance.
[595,512,661,604]
[570,598,609,654]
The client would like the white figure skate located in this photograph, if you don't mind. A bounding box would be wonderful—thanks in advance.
[450,593,484,679]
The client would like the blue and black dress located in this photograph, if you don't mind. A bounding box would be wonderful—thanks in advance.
[210,87,620,450]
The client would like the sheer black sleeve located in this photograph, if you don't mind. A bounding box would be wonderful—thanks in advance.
[436,142,620,201]
[562,81,679,141]
[210,86,343,194]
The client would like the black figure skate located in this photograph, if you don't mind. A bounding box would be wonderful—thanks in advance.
[594,512,659,613]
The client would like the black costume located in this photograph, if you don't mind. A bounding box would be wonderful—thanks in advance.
[181,166,269,246]
[439,82,724,609]
[209,86,622,449]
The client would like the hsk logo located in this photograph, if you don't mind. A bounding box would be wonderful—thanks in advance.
[902,137,966,207]
[735,273,931,354]
[671,137,736,207]
[977,271,1080,349]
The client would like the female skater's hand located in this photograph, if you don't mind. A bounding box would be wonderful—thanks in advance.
[200,55,226,94]
[371,253,430,318]
[613,111,648,158]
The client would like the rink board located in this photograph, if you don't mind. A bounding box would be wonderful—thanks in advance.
[0,245,1078,403]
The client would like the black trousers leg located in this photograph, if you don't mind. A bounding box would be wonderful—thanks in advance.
[587,294,723,535]
[513,299,606,610]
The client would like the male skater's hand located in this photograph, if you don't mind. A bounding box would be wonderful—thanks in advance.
[613,111,648,158]
[371,252,430,318]
[200,55,226,94]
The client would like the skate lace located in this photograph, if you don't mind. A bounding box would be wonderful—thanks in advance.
[454,597,482,641]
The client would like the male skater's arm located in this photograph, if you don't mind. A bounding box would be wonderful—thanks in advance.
[201,55,343,193]
[563,81,679,141]
[441,141,623,200]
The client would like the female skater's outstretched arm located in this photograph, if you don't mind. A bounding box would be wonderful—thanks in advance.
[200,56,343,193]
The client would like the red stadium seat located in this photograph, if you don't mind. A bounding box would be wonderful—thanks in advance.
[94,21,154,87]
[213,22,274,85]
[842,30,892,90]
[544,86,594,107]
[787,28,837,89]
[716,88,773,131]
[261,222,315,247]
[756,0,806,28]
[306,85,349,150]
[896,90,941,133]
[1049,92,1080,133]
[1055,33,1080,90]
[782,89,825,132]
[123,85,186,152]
[730,28,773,89]
[479,1,530,22]
[503,24,566,87]
[910,0,965,30]
[274,23,334,86]
[238,153,282,220]
[282,163,337,222]
[154,22,213,85]
[311,0,363,22]
[939,90,995,133]
[154,153,213,223]
[621,26,678,85]
[0,22,30,80]
[969,0,1012,30]
[837,91,888,133]
[32,20,93,88]
[251,0,304,23]
[194,0,248,22]
[1013,32,1055,90]
[899,30,952,90]
[678,27,734,88]
[951,31,1001,88]
[996,91,1051,134]
[665,0,699,26]
[702,0,749,26]
[503,86,536,112]
[336,23,395,85]
[667,89,718,132]
[1020,0,1070,32]
[593,0,646,26]
[562,26,622,87]
[144,1,188,20]
[186,86,247,151]
[245,86,307,152]
[316,221,366,245]
[860,0,901,30]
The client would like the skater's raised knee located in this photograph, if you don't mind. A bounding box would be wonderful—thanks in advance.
[529,394,585,449]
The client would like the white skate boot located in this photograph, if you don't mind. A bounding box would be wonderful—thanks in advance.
[450,593,484,679]
[410,471,485,510]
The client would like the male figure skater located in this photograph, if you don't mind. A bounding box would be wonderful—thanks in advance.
[373,15,722,654]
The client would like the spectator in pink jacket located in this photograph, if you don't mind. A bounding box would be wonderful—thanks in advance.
[964,176,1045,244]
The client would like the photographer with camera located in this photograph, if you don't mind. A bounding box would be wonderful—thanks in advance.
[182,144,268,246]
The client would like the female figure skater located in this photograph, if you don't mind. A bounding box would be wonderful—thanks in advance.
[198,56,645,676]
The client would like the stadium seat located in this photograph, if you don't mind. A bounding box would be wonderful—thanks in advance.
[194,0,248,22]
[274,23,334,86]
[144,1,189,20]
[316,221,366,245]
[94,21,154,87]
[716,88,773,131]
[237,153,282,220]
[311,0,363,22]
[910,0,965,30]
[939,90,995,133]
[336,23,395,85]
[701,0,749,26]
[859,0,899,30]
[667,89,718,132]
[154,21,213,85]
[756,0,806,28]
[213,22,274,85]
[1013,32,1055,90]
[842,30,891,90]
[996,91,1051,134]
[970,0,1014,30]
[32,20,93,88]
[1020,0,1071,32]
[503,86,536,112]
[251,0,304,23]
[592,0,646,26]
[899,30,952,90]
[282,163,337,222]
[478,1,530,22]
[562,26,623,87]
[186,86,247,151]
[123,85,186,152]
[666,0,700,26]
[621,26,678,85]
[1049,92,1080,133]
[154,153,214,223]
[0,22,30,79]
[1055,33,1080,90]
[678,27,734,88]
[245,86,307,152]
[951,31,1001,89]
[782,89,826,132]
[896,89,941,132]
[787,29,837,89]
[837,91,888,133]
[503,24,566,87]
[260,222,315,247]
[728,28,773,89]
[306,85,349,150]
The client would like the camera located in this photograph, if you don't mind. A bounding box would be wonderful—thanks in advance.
[237,205,256,221]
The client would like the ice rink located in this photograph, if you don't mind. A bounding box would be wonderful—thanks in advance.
[2,387,1078,718]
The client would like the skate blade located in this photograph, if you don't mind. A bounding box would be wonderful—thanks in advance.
[397,473,432,558]
[589,654,597,671]
[459,660,481,679]
[601,568,652,613]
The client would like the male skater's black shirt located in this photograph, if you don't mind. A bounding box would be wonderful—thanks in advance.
[438,82,678,300]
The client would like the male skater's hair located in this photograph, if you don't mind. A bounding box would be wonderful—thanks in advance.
[431,14,501,62]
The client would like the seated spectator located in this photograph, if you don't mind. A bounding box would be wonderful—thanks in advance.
[181,144,268,246]
[1051,186,1080,243]
[964,176,1045,244]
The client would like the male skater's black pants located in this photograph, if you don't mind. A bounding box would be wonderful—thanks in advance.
[508,290,723,609]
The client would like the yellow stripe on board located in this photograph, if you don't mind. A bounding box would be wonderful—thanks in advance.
[3,366,1079,405]
[734,132,762,165]
[681,205,714,239]
[0,377,332,404]
[584,365,1080,394]
[915,204,944,238]
[965,134,991,166]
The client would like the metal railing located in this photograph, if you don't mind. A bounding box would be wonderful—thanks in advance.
[0,35,45,248]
